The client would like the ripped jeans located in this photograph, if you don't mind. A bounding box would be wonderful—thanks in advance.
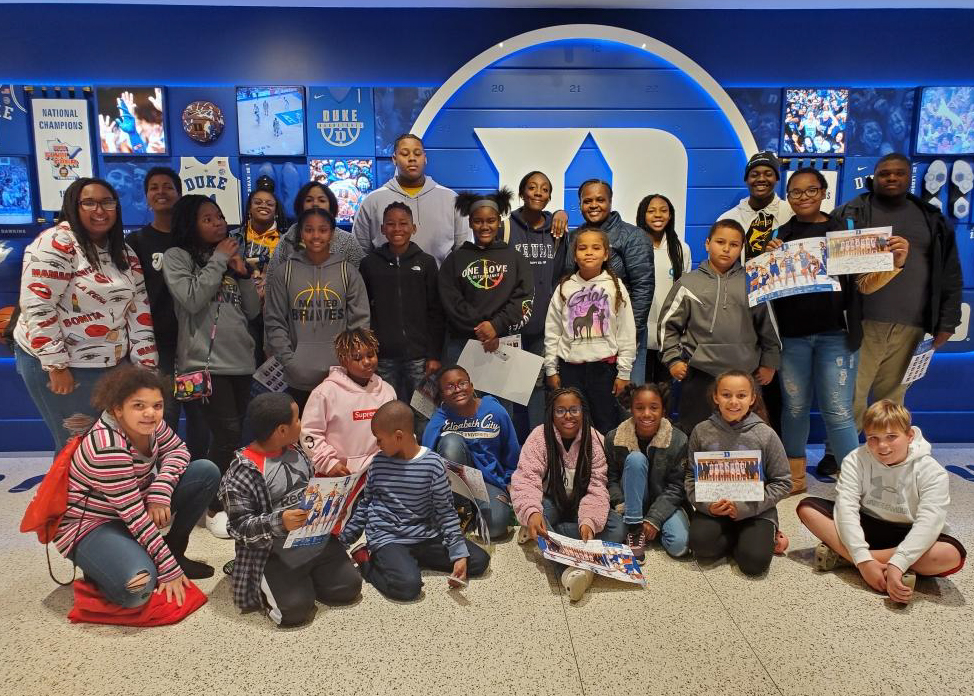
[779,332,859,462]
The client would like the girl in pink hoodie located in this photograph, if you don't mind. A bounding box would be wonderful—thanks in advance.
[510,387,626,602]
[301,329,397,475]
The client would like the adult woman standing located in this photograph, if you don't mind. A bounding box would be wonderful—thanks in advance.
[163,195,260,537]
[14,178,157,450]
[565,180,654,385]
[265,181,364,283]
[636,193,692,385]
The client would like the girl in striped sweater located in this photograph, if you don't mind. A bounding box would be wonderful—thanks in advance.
[54,365,220,608]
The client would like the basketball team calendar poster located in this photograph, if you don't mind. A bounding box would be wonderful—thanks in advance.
[537,532,646,586]
[284,469,368,549]
[825,226,894,275]
[745,237,839,306]
[693,450,765,503]
[31,98,94,211]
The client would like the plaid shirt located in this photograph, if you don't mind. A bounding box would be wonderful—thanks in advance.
[218,448,288,614]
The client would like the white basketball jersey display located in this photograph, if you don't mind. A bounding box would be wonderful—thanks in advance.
[178,156,241,224]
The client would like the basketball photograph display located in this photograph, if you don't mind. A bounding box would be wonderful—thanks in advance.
[236,86,305,156]
[308,157,374,224]
[0,156,32,224]
[96,86,167,155]
[782,88,849,154]
[916,86,974,155]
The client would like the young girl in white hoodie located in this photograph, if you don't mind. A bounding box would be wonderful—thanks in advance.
[544,227,636,434]
[797,400,966,604]
[301,329,397,476]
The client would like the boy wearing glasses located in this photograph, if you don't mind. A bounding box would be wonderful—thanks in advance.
[422,365,520,540]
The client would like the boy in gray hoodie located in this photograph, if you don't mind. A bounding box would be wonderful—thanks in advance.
[264,208,370,411]
[352,134,469,267]
[658,218,780,437]
[686,370,792,576]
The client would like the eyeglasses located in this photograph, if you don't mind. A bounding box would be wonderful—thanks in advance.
[786,187,822,200]
[442,380,470,395]
[554,406,582,417]
[79,198,118,211]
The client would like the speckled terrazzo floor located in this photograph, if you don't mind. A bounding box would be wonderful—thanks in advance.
[1,445,972,696]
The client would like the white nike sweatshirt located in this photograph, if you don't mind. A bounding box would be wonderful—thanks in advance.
[835,427,952,573]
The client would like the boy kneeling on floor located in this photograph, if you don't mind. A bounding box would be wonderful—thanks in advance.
[338,400,490,600]
[798,400,966,604]
[220,393,362,627]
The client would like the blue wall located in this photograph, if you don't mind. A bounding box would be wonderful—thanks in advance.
[2,4,973,449]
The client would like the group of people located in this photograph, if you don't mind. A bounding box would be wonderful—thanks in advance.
[12,131,966,621]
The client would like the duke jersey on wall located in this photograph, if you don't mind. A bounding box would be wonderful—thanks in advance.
[178,156,242,224]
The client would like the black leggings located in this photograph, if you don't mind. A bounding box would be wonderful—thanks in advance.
[197,374,252,511]
[689,512,776,576]
[558,359,619,434]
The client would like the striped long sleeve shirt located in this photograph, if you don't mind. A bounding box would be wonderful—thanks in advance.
[338,448,469,561]
[53,412,191,582]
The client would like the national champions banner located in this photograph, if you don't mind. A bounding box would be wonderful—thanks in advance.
[31,98,94,211]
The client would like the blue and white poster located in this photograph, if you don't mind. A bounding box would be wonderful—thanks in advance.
[240,160,309,222]
[373,86,435,156]
[847,88,914,157]
[101,158,176,229]
[0,156,33,224]
[236,86,305,156]
[0,85,31,154]
[307,87,375,157]
[31,97,94,212]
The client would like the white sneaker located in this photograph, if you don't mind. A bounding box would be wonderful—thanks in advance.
[516,526,531,545]
[561,568,594,602]
[206,511,230,539]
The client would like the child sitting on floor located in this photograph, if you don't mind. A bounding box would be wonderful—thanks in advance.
[797,400,966,604]
[220,393,361,627]
[686,370,792,576]
[338,401,490,601]
[301,328,397,475]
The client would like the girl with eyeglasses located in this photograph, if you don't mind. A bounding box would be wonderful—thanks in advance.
[13,177,158,450]
[605,383,690,562]
[765,167,909,487]
[510,387,625,602]
[422,365,520,540]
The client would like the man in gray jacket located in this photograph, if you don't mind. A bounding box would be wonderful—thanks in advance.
[352,134,469,267]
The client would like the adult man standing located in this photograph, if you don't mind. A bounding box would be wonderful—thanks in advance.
[836,152,963,430]
[353,133,469,266]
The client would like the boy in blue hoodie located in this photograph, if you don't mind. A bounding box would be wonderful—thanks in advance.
[422,365,520,539]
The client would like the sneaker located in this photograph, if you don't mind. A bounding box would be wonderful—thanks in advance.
[350,542,370,568]
[223,559,235,576]
[901,570,917,593]
[773,530,789,555]
[814,542,842,571]
[205,511,231,539]
[816,453,839,477]
[625,529,646,562]
[516,526,531,545]
[175,554,215,580]
[561,568,595,602]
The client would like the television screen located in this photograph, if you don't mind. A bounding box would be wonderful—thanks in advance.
[0,156,33,224]
[96,87,167,155]
[916,86,974,155]
[236,86,305,156]
[782,88,848,155]
[308,158,375,224]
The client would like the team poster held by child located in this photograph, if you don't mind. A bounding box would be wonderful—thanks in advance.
[15,149,965,625]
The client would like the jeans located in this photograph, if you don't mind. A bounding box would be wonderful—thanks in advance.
[512,333,546,442]
[14,345,108,451]
[630,330,647,386]
[689,513,776,576]
[853,320,925,430]
[71,459,221,607]
[198,374,252,511]
[377,357,427,403]
[620,451,690,557]
[364,537,491,601]
[261,538,362,626]
[435,432,513,539]
[558,359,619,434]
[780,332,859,462]
[541,496,626,544]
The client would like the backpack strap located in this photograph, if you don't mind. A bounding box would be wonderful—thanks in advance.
[502,218,510,244]
[341,260,347,296]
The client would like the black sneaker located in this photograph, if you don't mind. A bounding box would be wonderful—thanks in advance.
[816,453,839,477]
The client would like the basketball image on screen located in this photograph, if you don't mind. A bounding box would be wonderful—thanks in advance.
[782,88,848,155]
[0,156,33,224]
[96,87,167,155]
[916,86,974,155]
[308,158,374,224]
[236,86,305,156]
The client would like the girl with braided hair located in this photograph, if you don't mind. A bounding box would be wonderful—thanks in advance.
[510,387,625,602]
[544,227,636,434]
[300,328,396,476]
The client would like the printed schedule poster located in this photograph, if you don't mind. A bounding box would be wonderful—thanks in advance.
[31,98,94,211]
[693,450,765,503]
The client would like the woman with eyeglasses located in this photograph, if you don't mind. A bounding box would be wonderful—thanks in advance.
[765,167,909,487]
[13,177,158,450]
[510,387,624,602]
